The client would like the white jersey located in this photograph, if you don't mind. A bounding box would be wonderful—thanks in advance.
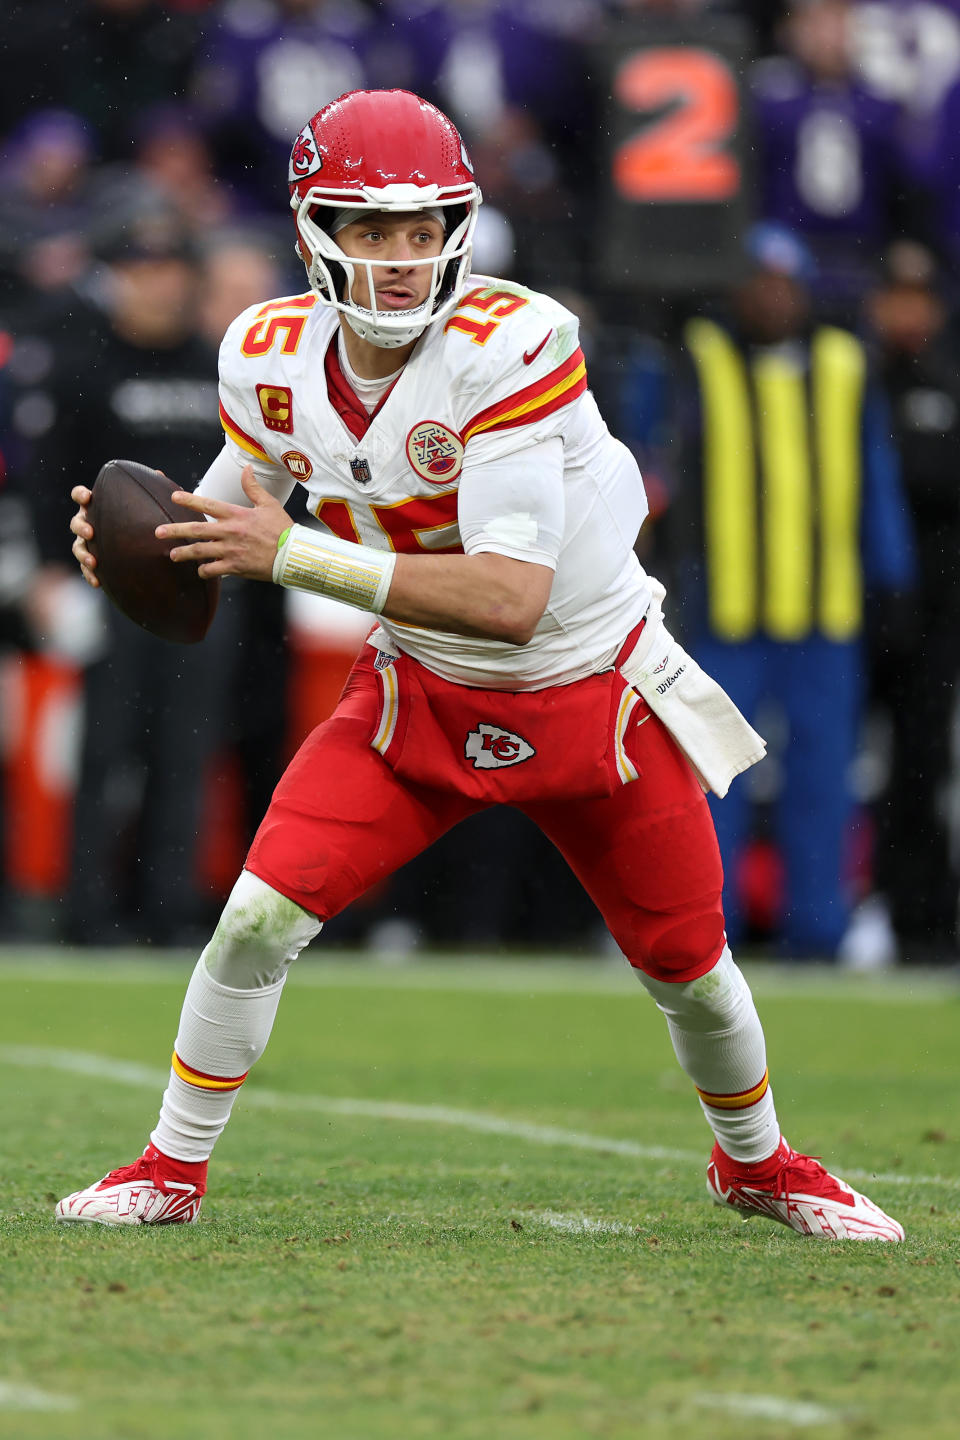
[217,276,651,689]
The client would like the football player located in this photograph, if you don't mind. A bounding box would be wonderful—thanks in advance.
[59,89,902,1240]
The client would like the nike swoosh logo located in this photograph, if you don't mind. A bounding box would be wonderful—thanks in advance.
[522,331,552,365]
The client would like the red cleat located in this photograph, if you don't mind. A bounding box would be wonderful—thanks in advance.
[707,1139,904,1241]
[55,1145,207,1226]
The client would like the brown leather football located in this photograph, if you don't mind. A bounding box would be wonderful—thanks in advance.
[87,459,220,644]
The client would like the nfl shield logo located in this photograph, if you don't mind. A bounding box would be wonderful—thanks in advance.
[350,457,372,485]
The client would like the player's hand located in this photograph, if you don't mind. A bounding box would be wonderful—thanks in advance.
[69,484,100,588]
[156,464,291,582]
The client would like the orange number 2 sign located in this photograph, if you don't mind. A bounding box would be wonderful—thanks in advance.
[613,47,740,204]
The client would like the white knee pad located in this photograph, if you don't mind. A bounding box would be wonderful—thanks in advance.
[202,869,323,989]
[634,945,753,1033]
[635,943,770,1099]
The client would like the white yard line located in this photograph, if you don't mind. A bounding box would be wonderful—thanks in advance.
[0,1045,694,1164]
[692,1392,846,1426]
[1,1043,956,1192]
[0,1381,77,1413]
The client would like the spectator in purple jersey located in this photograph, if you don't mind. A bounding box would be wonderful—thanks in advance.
[0,111,99,305]
[382,1,603,290]
[383,0,599,161]
[190,1,419,210]
[852,0,960,118]
[751,0,904,313]
[132,106,250,235]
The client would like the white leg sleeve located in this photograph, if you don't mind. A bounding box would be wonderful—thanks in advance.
[150,871,322,1161]
[202,868,323,988]
[635,946,782,1163]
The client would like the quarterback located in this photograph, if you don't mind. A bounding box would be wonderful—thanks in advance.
[61,89,902,1240]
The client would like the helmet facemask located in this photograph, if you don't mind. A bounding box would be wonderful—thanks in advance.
[292,190,479,349]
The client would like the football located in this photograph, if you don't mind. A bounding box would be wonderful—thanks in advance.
[87,459,220,644]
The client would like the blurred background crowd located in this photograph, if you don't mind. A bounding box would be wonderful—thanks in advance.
[1,0,958,967]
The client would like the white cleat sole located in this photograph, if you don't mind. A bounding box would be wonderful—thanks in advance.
[55,1184,201,1227]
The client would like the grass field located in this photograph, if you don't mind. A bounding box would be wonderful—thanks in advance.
[1,949,958,1440]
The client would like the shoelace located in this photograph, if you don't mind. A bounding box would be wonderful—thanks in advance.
[100,1149,206,1196]
[773,1153,851,1205]
[102,1156,154,1186]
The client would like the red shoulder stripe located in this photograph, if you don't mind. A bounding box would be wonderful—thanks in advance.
[462,347,587,444]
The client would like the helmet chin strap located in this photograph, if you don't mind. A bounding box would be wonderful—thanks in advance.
[336,249,438,348]
[341,298,433,349]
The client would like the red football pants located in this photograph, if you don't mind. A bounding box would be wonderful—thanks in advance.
[246,649,726,982]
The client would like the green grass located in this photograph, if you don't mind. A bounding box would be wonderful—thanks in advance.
[1,950,959,1440]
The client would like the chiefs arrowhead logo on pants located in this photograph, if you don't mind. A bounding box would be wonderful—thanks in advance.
[465,723,535,770]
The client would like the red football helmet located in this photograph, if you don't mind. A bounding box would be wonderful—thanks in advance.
[288,89,481,348]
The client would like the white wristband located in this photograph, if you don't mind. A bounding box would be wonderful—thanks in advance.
[272,523,396,614]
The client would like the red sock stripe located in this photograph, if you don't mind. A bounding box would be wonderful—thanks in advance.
[171,1051,249,1092]
[696,1068,769,1110]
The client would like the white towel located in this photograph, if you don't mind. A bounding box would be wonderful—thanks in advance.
[619,580,766,798]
